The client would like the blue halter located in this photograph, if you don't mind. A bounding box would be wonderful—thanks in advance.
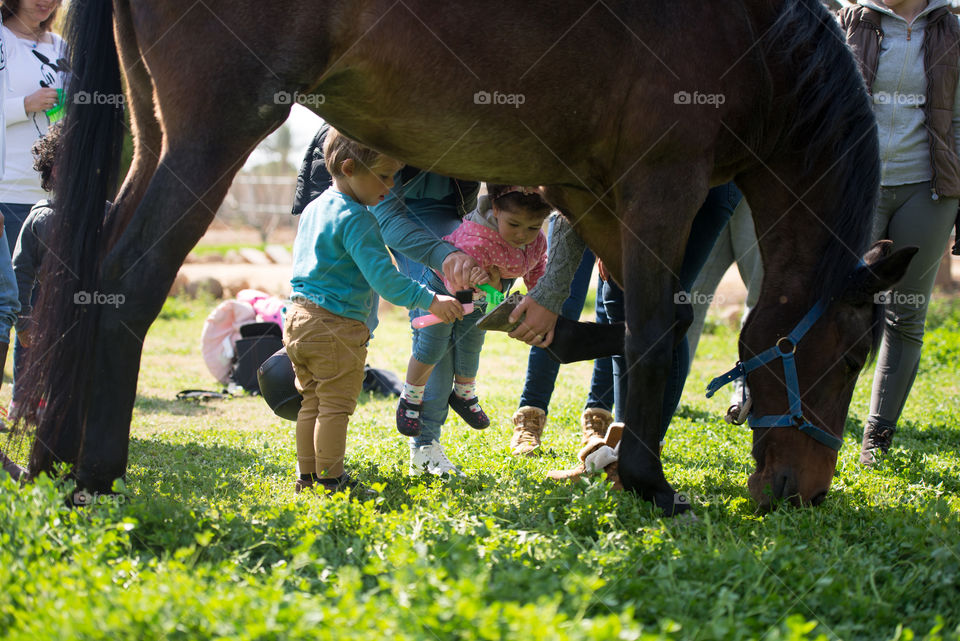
[705,300,844,451]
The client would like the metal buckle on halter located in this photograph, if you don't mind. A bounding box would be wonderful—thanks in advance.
[705,300,843,451]
[776,336,795,355]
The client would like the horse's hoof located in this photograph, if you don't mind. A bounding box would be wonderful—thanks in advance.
[651,490,694,517]
[672,510,700,526]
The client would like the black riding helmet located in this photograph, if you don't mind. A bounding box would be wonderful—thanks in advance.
[257,348,302,421]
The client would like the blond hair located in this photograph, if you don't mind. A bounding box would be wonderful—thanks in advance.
[323,127,396,178]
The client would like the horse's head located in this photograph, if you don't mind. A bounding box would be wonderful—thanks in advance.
[739,241,916,510]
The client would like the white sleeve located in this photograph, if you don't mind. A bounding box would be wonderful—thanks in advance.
[0,23,6,180]
[3,96,26,125]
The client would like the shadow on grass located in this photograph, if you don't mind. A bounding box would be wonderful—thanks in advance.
[120,436,300,556]
[673,405,722,423]
[134,394,224,416]
[128,436,288,493]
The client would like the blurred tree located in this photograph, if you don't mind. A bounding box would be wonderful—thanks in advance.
[261,124,295,173]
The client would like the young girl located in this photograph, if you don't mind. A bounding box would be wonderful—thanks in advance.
[286,127,463,494]
[397,185,551,439]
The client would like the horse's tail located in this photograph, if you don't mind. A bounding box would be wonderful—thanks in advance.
[759,0,880,301]
[22,0,124,475]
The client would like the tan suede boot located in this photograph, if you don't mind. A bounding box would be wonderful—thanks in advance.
[580,407,614,447]
[511,406,546,455]
[547,422,624,489]
[1,451,25,482]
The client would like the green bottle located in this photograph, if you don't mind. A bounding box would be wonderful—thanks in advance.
[45,88,65,123]
[477,284,505,307]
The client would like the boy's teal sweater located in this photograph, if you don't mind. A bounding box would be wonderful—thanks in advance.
[291,188,435,331]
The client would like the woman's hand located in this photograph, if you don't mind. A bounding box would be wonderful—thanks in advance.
[24,88,60,113]
[442,251,488,291]
[597,259,611,282]
[428,294,465,323]
[508,295,559,347]
[17,321,32,348]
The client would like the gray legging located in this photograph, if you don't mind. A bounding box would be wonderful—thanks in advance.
[869,181,958,430]
[686,198,764,361]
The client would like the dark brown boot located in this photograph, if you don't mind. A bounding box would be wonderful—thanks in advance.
[859,419,896,466]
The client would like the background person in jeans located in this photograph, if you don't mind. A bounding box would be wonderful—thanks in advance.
[0,15,27,477]
[840,0,960,464]
[509,183,743,450]
[511,251,627,456]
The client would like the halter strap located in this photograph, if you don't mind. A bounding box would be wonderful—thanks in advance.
[705,300,843,451]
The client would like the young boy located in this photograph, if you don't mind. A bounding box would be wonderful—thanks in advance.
[286,127,463,494]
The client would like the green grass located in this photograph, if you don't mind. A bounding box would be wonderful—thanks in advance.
[1,296,958,640]
[188,243,294,258]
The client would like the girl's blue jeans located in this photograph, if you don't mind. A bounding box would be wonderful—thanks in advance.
[410,272,486,379]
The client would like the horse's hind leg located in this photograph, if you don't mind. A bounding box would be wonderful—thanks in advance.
[107,0,162,248]
[73,137,269,491]
[614,164,710,515]
[72,120,287,493]
[26,0,164,473]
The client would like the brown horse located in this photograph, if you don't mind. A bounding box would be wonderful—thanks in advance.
[21,0,914,514]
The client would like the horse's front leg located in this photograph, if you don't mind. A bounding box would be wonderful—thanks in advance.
[616,166,709,516]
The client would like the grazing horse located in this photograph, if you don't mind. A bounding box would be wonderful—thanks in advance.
[22,0,914,514]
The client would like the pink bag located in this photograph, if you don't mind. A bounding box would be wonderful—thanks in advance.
[237,288,285,328]
[200,299,256,384]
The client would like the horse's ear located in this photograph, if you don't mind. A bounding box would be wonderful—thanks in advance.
[863,239,893,264]
[842,241,918,304]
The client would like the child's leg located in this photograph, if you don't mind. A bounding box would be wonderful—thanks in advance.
[287,304,369,480]
[312,320,369,480]
[452,308,486,387]
[292,365,319,477]
[406,355,435,387]
[399,319,454,436]
[284,305,320,477]
[448,309,489,429]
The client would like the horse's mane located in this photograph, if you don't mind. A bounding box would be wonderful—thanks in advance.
[762,0,879,297]
[761,0,883,352]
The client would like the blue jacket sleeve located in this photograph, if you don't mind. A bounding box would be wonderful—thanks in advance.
[341,212,436,312]
[371,172,459,271]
